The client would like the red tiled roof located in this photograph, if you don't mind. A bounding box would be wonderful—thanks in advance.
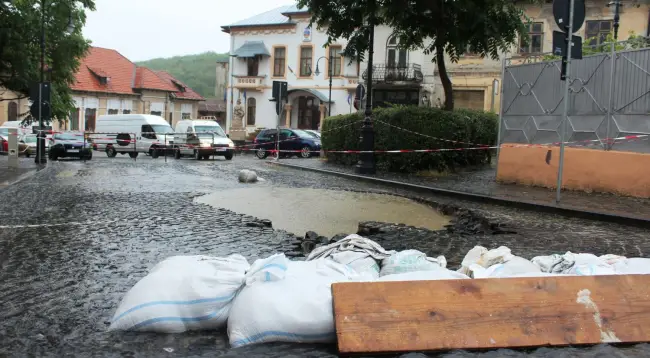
[72,47,136,95]
[71,47,201,97]
[133,67,177,92]
[154,71,205,101]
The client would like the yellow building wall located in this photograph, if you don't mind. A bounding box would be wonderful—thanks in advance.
[447,0,650,113]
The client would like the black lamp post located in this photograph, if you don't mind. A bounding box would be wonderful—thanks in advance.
[31,0,75,164]
[313,54,333,117]
[355,0,376,175]
[607,0,621,41]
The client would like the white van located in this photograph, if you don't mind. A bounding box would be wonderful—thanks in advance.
[93,114,174,159]
[173,120,235,160]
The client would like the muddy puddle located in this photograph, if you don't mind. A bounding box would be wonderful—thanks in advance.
[196,187,450,236]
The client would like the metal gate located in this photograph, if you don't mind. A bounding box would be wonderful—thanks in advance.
[499,45,650,153]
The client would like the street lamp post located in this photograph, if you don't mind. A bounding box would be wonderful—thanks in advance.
[355,0,376,175]
[313,54,333,117]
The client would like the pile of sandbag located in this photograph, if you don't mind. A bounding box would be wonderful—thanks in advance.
[108,237,650,348]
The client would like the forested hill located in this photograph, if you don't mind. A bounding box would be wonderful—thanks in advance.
[136,52,229,98]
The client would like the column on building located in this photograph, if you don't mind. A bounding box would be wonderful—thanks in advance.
[284,104,292,127]
[318,103,326,130]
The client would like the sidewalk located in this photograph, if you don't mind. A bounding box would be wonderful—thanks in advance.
[282,158,650,220]
[0,156,41,189]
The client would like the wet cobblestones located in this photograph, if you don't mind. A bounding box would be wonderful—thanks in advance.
[1,155,649,357]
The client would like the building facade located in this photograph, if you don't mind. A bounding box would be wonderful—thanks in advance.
[446,0,650,113]
[65,47,204,132]
[221,5,441,133]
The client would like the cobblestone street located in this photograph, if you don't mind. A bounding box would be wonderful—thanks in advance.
[1,154,649,357]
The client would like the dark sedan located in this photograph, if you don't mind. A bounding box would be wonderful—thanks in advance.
[254,128,321,159]
[48,132,93,160]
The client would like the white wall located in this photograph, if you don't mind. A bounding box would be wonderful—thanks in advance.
[226,17,359,131]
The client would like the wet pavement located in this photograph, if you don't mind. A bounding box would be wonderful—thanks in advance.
[196,187,450,236]
[285,158,650,220]
[1,154,649,357]
[0,156,41,189]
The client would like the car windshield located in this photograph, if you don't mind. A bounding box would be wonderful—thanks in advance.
[151,125,174,134]
[305,131,320,138]
[54,133,84,140]
[195,125,226,137]
[23,136,37,143]
[292,130,318,139]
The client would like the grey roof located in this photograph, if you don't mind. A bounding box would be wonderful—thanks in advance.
[281,4,308,15]
[224,5,296,28]
[232,41,271,57]
[287,88,333,103]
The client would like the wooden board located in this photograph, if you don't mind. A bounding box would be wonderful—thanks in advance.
[332,275,650,354]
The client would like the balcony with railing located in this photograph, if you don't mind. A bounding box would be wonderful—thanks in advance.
[362,63,424,83]
[233,75,266,90]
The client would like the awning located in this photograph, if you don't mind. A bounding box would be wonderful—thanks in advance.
[231,41,270,58]
[287,88,333,103]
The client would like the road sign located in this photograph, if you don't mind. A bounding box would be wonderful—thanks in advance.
[553,0,585,33]
[552,30,583,59]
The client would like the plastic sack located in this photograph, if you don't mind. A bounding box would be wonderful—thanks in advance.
[378,269,469,282]
[109,254,249,333]
[380,250,447,277]
[227,255,354,347]
[458,246,514,276]
[471,257,542,279]
[613,258,650,274]
[532,252,621,276]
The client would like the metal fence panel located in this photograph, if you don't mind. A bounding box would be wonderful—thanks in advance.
[500,47,650,153]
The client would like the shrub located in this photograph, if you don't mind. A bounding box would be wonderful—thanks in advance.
[321,106,498,173]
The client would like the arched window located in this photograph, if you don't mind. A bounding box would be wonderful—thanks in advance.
[386,35,407,68]
[246,98,256,126]
[7,102,18,121]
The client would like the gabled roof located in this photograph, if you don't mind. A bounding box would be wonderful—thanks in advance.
[71,46,203,99]
[221,5,302,32]
[155,71,205,101]
[134,67,176,92]
[231,41,271,58]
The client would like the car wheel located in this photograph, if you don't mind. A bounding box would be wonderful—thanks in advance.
[128,152,138,159]
[194,150,202,160]
[174,147,181,159]
[300,146,312,158]
[256,148,267,159]
[151,148,159,159]
[84,152,93,161]
[224,152,233,161]
[106,146,117,158]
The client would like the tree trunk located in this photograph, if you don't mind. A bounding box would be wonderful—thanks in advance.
[436,46,454,111]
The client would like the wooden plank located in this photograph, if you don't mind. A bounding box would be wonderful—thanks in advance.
[332,275,650,354]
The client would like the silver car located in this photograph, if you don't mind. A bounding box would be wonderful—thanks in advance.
[20,134,49,157]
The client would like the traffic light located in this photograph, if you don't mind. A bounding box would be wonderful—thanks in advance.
[28,82,51,121]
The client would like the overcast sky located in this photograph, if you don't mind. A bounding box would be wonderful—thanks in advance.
[82,0,291,62]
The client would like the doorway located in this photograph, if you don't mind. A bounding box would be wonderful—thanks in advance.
[297,96,320,130]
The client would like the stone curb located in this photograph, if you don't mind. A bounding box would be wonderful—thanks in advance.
[267,161,650,229]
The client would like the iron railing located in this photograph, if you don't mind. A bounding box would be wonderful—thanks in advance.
[362,63,424,83]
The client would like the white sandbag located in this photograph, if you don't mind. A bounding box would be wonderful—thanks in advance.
[532,252,620,275]
[378,269,469,282]
[380,250,446,277]
[458,246,513,276]
[109,254,249,333]
[471,257,542,279]
[227,255,354,347]
[613,258,650,274]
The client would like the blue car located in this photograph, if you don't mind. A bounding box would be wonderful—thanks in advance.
[254,128,322,159]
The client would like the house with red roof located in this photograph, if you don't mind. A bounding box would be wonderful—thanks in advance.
[65,46,204,131]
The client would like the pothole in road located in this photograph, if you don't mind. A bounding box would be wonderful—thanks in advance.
[195,187,450,236]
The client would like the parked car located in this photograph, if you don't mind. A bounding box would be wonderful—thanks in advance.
[254,128,321,159]
[304,130,321,139]
[92,114,174,159]
[173,119,235,160]
[20,134,50,157]
[1,134,30,155]
[48,132,93,160]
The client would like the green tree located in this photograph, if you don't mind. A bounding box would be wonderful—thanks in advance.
[297,0,528,110]
[0,0,95,123]
[543,32,650,61]
[136,52,229,98]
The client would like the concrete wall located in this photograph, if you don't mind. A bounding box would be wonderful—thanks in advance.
[215,61,229,101]
[497,145,650,198]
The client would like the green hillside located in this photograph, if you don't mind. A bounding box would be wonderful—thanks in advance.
[136,52,229,99]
